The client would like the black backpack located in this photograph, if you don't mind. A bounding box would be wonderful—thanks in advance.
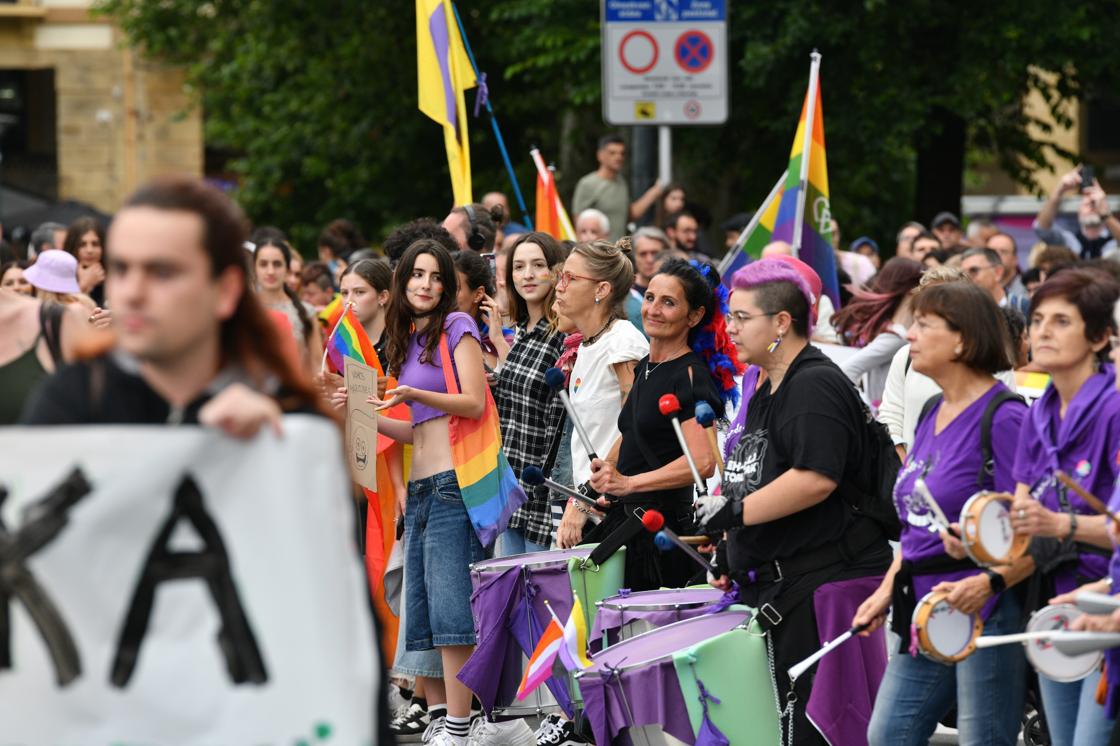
[917,388,1026,488]
[843,398,904,540]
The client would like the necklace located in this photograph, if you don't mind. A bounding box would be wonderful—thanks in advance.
[581,317,615,346]
[644,347,689,380]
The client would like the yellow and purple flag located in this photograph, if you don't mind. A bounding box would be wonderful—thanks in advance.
[416,0,475,205]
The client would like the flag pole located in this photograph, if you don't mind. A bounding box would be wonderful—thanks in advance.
[791,50,821,260]
[451,3,534,229]
[716,170,788,276]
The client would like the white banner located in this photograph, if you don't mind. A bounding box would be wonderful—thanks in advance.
[0,416,376,743]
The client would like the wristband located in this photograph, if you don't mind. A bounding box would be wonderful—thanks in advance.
[984,569,1007,594]
[1066,512,1078,541]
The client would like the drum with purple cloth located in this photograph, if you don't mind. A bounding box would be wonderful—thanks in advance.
[460,546,624,717]
[577,610,781,745]
[593,587,730,648]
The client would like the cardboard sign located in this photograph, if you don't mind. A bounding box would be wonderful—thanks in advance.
[345,356,379,490]
[0,417,376,742]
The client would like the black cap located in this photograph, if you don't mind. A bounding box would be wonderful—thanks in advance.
[721,211,753,233]
[932,211,961,229]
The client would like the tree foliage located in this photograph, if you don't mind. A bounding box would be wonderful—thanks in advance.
[96,0,1119,253]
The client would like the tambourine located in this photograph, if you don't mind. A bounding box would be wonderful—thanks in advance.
[960,491,1029,566]
[911,590,983,664]
[1026,604,1102,683]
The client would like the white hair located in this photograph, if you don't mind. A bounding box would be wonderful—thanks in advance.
[577,208,610,235]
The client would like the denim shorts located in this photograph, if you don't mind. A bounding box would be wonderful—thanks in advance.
[403,470,486,651]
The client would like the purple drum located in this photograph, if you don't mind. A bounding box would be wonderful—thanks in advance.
[578,611,755,745]
[592,587,731,650]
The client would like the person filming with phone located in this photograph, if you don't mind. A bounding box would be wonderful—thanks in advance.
[1034,165,1120,259]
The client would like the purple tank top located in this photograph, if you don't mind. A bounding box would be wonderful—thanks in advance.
[397,312,481,426]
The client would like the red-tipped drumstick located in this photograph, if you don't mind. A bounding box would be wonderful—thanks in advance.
[642,509,710,573]
[658,394,708,497]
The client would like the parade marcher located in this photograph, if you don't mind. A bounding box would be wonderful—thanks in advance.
[587,259,739,589]
[452,249,503,371]
[62,216,107,306]
[253,233,323,376]
[553,239,649,550]
[372,239,490,746]
[854,282,1031,746]
[1009,268,1120,745]
[695,258,894,746]
[486,232,567,557]
[832,257,923,405]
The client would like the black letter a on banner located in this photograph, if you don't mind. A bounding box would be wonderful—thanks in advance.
[110,475,268,688]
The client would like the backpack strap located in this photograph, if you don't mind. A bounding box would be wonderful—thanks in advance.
[917,394,942,430]
[977,388,1026,487]
[38,302,66,368]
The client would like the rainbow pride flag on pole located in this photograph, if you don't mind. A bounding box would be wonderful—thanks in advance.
[718,51,840,305]
[531,147,575,241]
[325,304,379,376]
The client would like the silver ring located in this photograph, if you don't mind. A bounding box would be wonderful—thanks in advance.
[1018,509,1026,520]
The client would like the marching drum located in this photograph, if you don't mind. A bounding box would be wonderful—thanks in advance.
[463,546,625,717]
[911,590,983,664]
[1026,604,1102,683]
[577,611,781,746]
[592,587,730,647]
[960,491,1029,566]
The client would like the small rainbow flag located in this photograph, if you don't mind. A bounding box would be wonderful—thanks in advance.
[326,304,379,376]
[319,294,344,331]
[516,616,564,700]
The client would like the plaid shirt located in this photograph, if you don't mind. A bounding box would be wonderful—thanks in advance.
[495,319,567,546]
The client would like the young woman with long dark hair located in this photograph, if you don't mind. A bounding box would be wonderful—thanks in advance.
[253,234,322,376]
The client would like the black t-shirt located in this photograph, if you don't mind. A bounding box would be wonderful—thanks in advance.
[617,352,721,509]
[723,344,868,566]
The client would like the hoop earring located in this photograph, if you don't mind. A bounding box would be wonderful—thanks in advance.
[768,334,784,354]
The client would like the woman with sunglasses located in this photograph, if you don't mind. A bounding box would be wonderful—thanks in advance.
[1009,268,1120,746]
[553,239,648,550]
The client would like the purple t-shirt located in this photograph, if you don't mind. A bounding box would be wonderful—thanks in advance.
[396,311,481,427]
[895,382,1025,615]
[1013,366,1120,593]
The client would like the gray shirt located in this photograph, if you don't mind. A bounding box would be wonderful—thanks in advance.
[572,171,629,241]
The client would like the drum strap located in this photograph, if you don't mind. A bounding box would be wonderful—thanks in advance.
[887,554,976,653]
[917,389,1025,488]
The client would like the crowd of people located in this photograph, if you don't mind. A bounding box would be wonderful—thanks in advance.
[2,145,1120,746]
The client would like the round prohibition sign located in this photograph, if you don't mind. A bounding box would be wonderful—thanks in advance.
[619,30,659,75]
[675,30,713,74]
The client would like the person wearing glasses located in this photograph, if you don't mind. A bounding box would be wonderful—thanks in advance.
[1008,267,1120,746]
[960,247,1030,316]
[553,238,649,550]
[585,259,741,590]
[694,258,893,746]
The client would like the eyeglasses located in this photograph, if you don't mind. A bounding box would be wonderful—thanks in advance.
[556,270,600,291]
[726,310,777,326]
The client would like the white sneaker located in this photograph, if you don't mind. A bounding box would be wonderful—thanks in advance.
[425,732,460,746]
[467,718,536,746]
[422,715,447,744]
[388,683,413,712]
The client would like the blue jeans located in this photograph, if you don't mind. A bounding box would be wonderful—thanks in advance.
[1038,666,1114,746]
[868,590,1026,746]
[497,527,550,558]
[403,470,486,651]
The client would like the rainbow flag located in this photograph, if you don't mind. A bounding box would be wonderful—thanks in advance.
[531,147,575,241]
[318,294,344,330]
[516,616,564,700]
[771,53,839,305]
[326,304,379,375]
[717,173,786,285]
[416,0,475,205]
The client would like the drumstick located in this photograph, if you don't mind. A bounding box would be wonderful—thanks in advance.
[658,394,709,497]
[1075,591,1120,616]
[1050,631,1120,656]
[641,509,711,573]
[521,466,606,511]
[787,622,871,681]
[693,401,724,479]
[914,477,961,538]
[1055,471,1120,528]
[974,630,1058,648]
[545,367,599,460]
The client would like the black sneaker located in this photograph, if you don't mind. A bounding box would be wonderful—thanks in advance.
[390,702,430,743]
[534,714,588,746]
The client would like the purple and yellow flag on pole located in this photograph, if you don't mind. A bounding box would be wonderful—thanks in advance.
[718,52,840,305]
[417,0,475,205]
[771,51,840,306]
